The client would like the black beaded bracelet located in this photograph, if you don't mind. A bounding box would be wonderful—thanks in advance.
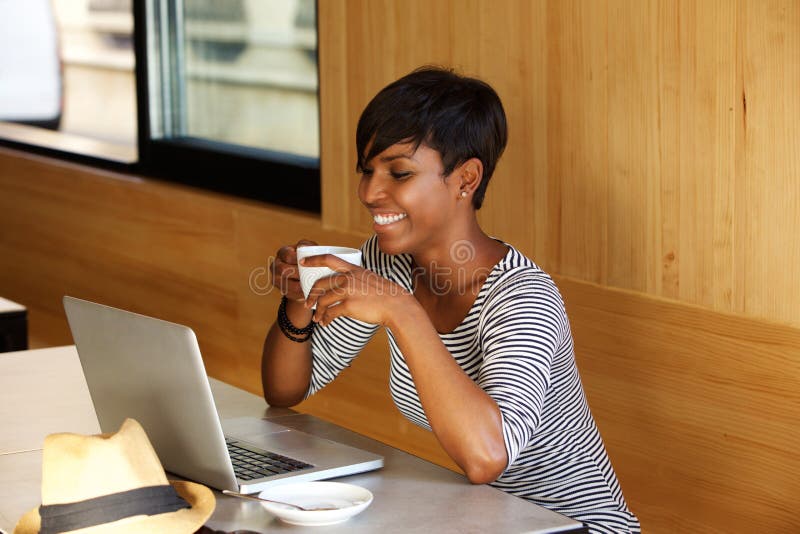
[277,296,315,343]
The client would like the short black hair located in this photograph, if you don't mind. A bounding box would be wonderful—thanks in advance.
[356,66,508,209]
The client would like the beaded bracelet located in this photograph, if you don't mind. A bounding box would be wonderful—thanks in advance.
[277,296,315,343]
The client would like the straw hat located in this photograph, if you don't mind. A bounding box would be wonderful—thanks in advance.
[15,418,215,533]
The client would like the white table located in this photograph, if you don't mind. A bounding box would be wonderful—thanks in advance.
[0,346,586,533]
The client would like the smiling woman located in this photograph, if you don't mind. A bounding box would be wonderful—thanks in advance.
[261,66,641,534]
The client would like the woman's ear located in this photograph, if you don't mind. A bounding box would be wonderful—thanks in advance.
[458,158,484,196]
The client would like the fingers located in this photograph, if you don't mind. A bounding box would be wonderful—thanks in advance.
[276,239,317,265]
[272,239,317,300]
[299,253,356,272]
[296,239,318,248]
[270,257,302,299]
[304,270,407,327]
[292,239,318,262]
[305,272,352,310]
[314,299,349,327]
[277,245,297,265]
[310,277,355,326]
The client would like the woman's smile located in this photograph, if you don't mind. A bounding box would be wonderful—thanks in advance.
[373,212,408,226]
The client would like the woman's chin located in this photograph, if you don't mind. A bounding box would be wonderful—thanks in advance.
[375,235,407,256]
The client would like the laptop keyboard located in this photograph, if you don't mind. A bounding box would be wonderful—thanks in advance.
[225,438,314,481]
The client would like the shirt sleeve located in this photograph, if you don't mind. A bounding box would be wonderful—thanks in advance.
[477,269,568,468]
[305,236,384,397]
[305,316,380,397]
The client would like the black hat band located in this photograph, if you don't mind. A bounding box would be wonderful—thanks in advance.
[39,484,190,533]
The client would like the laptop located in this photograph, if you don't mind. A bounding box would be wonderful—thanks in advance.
[63,296,384,494]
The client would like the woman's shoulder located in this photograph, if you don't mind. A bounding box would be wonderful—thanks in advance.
[477,245,568,336]
[492,242,550,282]
[485,243,563,305]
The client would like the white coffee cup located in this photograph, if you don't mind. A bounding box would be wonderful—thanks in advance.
[296,246,363,301]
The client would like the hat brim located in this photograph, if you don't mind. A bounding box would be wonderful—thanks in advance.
[14,480,215,534]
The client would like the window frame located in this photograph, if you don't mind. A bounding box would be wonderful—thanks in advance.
[0,0,321,214]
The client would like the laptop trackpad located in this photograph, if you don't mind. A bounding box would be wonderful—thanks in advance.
[241,429,345,462]
[221,416,291,439]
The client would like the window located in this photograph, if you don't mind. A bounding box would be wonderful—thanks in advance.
[141,0,320,210]
[0,0,320,213]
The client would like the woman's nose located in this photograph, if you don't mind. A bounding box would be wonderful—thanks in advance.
[359,174,386,205]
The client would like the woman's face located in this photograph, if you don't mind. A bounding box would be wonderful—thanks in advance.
[358,142,461,256]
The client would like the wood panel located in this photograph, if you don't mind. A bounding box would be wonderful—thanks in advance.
[735,0,800,323]
[318,0,800,329]
[469,0,547,264]
[677,0,737,312]
[558,275,800,533]
[547,0,610,283]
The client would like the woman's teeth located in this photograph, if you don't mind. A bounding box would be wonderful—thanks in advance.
[374,213,408,225]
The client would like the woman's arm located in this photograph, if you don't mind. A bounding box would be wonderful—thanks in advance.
[387,299,509,484]
[261,297,314,407]
[261,240,318,407]
[306,257,560,485]
[305,255,508,484]
[262,240,380,407]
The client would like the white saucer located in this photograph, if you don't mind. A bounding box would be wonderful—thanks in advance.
[258,481,373,526]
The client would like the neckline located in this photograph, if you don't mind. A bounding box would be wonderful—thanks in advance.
[410,242,513,336]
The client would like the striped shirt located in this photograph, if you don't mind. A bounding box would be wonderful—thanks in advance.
[307,236,641,533]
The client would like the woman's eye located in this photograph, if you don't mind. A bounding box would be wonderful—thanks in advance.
[391,171,411,180]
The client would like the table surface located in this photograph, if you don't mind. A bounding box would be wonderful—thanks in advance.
[0,346,584,534]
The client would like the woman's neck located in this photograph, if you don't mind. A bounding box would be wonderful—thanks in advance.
[410,225,507,297]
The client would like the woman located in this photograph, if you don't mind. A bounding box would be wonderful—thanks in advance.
[262,67,640,533]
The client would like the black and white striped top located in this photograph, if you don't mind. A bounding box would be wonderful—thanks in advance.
[307,236,641,533]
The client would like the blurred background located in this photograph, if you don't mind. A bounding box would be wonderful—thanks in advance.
[0,0,319,159]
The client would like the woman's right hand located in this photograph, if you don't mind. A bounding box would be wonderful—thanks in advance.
[270,239,317,301]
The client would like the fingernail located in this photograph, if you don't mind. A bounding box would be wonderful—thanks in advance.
[299,258,306,265]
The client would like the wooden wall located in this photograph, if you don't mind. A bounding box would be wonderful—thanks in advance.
[320,0,800,329]
[1,1,799,532]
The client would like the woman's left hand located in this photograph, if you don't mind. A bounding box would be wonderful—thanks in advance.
[300,254,412,327]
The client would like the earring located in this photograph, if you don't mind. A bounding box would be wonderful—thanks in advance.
[459,191,468,198]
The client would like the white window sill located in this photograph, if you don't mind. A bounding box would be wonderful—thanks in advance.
[0,122,137,163]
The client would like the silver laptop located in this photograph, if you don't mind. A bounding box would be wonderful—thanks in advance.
[63,296,383,494]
